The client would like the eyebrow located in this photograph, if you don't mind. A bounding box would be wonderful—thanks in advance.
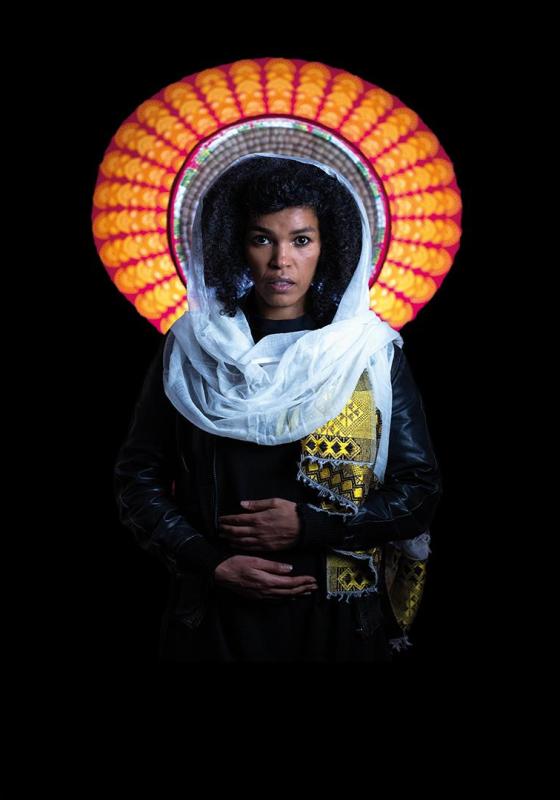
[248,225,317,235]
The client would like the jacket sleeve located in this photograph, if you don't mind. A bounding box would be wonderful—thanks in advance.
[113,335,229,578]
[295,344,443,550]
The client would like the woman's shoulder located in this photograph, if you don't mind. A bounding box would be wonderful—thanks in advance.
[366,340,404,380]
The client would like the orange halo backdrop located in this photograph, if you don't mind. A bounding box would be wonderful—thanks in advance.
[92,57,462,333]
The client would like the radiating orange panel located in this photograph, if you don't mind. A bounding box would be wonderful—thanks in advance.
[92,57,462,333]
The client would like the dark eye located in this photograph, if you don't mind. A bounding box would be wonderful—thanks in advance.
[295,236,310,246]
[251,235,269,245]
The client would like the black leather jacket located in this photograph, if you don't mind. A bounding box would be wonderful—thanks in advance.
[113,335,443,629]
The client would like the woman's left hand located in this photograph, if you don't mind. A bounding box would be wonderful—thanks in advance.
[218,498,301,551]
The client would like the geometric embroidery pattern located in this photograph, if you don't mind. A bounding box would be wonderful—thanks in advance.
[300,369,381,512]
[299,368,383,599]
[298,365,429,634]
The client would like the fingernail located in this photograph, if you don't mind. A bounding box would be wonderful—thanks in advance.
[281,565,293,571]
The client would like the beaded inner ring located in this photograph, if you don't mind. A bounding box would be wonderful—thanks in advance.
[170,118,389,292]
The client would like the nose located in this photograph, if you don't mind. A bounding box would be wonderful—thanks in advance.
[270,241,291,267]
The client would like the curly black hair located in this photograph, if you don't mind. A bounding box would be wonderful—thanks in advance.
[200,156,363,326]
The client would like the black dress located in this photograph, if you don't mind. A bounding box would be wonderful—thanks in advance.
[160,299,393,662]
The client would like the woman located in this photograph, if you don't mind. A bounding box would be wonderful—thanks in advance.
[113,154,443,662]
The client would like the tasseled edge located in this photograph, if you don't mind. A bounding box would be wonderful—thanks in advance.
[327,584,379,603]
[326,548,380,602]
[299,453,376,468]
[296,462,360,515]
[388,634,413,652]
[331,547,379,582]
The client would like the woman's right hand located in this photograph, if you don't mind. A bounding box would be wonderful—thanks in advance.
[213,555,318,600]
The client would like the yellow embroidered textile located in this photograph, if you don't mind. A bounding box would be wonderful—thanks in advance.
[298,368,382,601]
[297,367,427,638]
[384,545,428,633]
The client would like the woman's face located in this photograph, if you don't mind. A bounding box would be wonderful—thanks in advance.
[244,206,321,320]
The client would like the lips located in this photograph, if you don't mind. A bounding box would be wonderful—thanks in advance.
[267,279,294,285]
[267,279,295,293]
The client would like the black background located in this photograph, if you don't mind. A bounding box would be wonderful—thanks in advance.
[60,31,500,668]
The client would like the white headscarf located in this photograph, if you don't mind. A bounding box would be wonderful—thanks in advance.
[163,153,404,483]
